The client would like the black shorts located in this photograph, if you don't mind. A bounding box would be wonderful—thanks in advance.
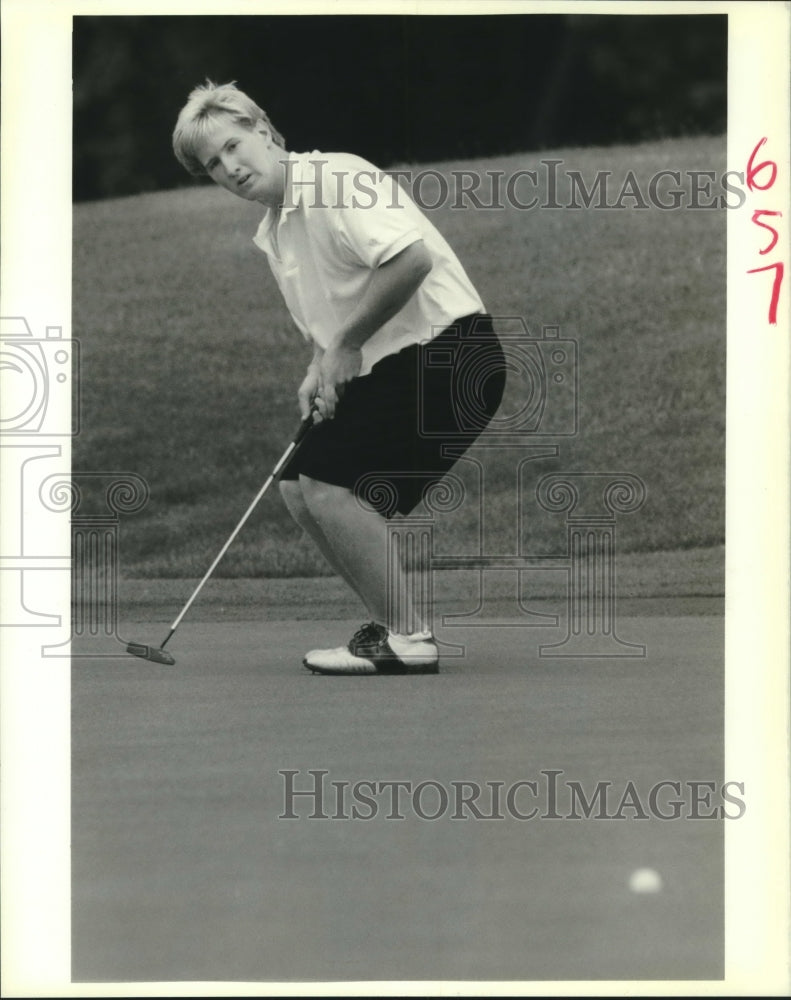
[280,313,506,517]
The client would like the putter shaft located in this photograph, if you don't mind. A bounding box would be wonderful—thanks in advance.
[126,411,315,665]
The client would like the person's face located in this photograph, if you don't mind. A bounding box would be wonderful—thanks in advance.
[194,116,286,207]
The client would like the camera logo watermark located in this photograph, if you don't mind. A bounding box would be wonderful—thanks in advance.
[1,316,149,656]
[418,318,577,440]
[0,318,79,436]
[1,318,80,633]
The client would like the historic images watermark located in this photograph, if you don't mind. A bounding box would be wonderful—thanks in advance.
[1,301,646,662]
[280,159,747,213]
[1,318,80,634]
[354,316,647,659]
[278,769,746,822]
[0,316,149,657]
[0,318,79,436]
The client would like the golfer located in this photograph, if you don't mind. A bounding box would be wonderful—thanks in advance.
[173,81,505,674]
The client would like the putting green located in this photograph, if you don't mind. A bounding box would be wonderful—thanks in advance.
[72,600,724,982]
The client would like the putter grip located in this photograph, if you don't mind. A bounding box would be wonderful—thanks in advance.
[294,407,318,446]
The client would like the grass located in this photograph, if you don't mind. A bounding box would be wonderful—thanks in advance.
[73,135,725,578]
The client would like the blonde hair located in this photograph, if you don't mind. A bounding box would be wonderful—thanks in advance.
[173,80,286,176]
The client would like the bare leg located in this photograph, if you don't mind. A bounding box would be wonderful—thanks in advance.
[279,479,377,618]
[298,475,428,635]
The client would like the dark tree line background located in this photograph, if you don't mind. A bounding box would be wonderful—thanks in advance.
[73,13,727,202]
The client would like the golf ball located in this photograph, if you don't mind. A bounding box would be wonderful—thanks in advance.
[628,867,663,893]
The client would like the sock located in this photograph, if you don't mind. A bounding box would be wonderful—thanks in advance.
[387,629,434,656]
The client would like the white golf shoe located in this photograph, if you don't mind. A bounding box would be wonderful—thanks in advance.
[303,628,439,675]
[300,622,385,666]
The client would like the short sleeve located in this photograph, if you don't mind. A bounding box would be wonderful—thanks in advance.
[327,158,423,269]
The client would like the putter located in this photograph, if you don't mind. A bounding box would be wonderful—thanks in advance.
[127,409,317,665]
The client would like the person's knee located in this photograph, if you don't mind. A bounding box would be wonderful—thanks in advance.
[279,478,313,529]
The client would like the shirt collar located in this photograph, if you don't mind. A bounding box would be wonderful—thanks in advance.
[252,152,313,254]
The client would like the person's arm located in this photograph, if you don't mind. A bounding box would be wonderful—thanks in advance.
[316,240,433,419]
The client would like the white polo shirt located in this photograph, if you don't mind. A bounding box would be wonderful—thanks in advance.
[252,151,485,375]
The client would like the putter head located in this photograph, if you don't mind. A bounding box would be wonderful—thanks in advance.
[126,642,176,666]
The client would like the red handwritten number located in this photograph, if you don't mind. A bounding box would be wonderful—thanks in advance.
[746,138,778,191]
[746,139,783,325]
[747,261,784,325]
[752,210,783,255]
